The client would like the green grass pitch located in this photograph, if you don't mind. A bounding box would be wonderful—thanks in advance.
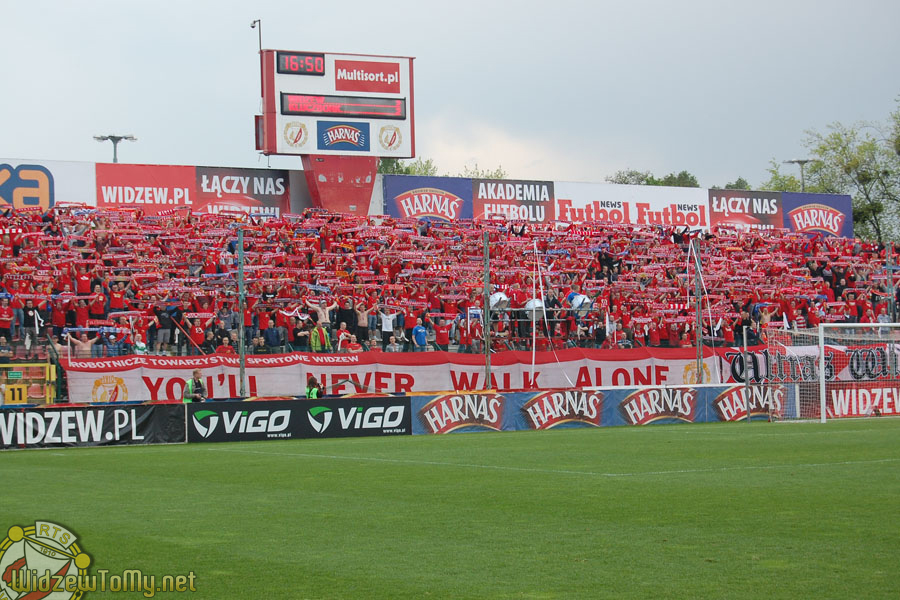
[2,419,898,599]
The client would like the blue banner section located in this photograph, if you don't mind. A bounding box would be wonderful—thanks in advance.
[382,175,473,221]
[411,385,780,434]
[781,192,853,238]
[316,121,371,152]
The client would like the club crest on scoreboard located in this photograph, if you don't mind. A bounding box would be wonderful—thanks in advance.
[378,125,402,151]
[316,121,370,152]
[283,122,309,149]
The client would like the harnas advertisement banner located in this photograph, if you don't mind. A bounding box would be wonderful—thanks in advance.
[781,192,853,238]
[410,385,785,434]
[382,175,473,221]
[0,403,185,450]
[187,397,412,443]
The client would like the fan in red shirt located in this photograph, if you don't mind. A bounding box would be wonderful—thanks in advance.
[0,298,13,338]
[215,337,236,354]
[74,267,93,295]
[187,315,214,355]
[88,285,107,320]
[433,318,452,352]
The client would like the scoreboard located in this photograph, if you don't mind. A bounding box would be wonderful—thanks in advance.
[257,50,415,158]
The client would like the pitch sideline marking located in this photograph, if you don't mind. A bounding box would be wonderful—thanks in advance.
[208,447,900,478]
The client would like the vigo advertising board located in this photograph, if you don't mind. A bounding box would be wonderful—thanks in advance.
[187,397,411,443]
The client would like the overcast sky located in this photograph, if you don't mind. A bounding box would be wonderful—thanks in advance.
[2,0,898,188]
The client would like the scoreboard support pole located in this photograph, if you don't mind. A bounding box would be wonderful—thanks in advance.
[301,155,379,216]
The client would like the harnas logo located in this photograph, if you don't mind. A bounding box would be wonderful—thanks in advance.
[522,390,602,429]
[394,188,463,221]
[418,393,503,434]
[788,204,845,235]
[619,387,696,425]
[316,121,370,152]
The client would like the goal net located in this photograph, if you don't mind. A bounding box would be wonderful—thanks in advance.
[765,323,900,422]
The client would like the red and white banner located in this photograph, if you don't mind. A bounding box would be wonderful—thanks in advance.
[553,182,709,229]
[63,348,717,403]
[94,164,290,217]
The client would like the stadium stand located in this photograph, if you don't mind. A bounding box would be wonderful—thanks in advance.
[0,205,893,365]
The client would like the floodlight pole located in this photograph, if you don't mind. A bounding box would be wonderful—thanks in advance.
[483,230,492,388]
[238,226,247,398]
[94,134,136,163]
[783,159,813,193]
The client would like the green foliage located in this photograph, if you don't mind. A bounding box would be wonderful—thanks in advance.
[454,163,507,179]
[605,169,654,185]
[723,176,751,190]
[606,169,700,187]
[802,106,900,242]
[758,160,804,193]
[763,100,900,241]
[377,157,439,176]
[652,170,700,188]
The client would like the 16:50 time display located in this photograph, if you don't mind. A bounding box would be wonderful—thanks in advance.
[276,52,326,76]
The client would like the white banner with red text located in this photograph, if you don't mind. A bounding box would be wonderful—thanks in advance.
[63,348,719,403]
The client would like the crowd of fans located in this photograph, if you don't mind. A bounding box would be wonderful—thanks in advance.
[0,204,894,360]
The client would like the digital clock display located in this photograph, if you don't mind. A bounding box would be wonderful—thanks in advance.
[276,52,326,76]
[280,93,406,120]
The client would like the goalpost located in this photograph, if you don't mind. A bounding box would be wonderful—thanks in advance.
[765,323,900,422]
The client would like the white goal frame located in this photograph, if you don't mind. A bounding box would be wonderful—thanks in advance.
[817,322,900,423]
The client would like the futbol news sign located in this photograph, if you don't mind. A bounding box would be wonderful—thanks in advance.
[258,50,415,158]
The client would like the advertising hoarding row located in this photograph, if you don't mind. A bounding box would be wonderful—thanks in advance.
[0,159,854,237]
[410,385,782,435]
[0,159,291,217]
[383,175,854,237]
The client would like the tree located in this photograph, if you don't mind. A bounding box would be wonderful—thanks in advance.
[605,169,654,185]
[802,107,900,242]
[605,169,700,187]
[654,170,700,188]
[760,101,900,241]
[454,163,507,179]
[723,177,751,190]
[758,161,804,193]
[378,157,438,176]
